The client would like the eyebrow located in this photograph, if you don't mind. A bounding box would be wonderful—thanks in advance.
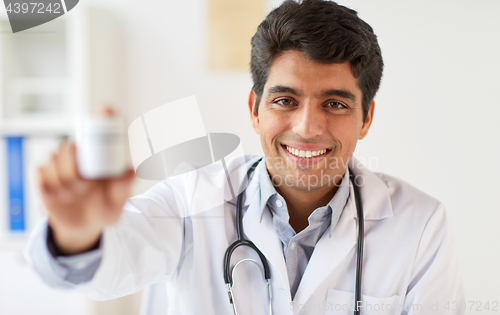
[266,85,357,102]
[320,89,357,102]
[267,85,302,97]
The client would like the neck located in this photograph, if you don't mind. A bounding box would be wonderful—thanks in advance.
[273,177,340,233]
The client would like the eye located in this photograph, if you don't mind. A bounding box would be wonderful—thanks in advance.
[326,101,347,109]
[274,98,295,106]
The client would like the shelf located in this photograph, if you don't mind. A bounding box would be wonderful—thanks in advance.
[0,119,72,136]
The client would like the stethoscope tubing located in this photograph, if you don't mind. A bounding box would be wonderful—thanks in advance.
[350,170,364,315]
[223,159,270,285]
[223,158,364,315]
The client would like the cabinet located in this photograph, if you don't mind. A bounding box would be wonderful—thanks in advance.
[0,5,126,315]
[0,4,124,136]
[0,2,124,236]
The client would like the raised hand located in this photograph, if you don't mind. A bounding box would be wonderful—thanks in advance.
[37,140,135,255]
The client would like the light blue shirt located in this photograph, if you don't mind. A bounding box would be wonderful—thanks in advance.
[257,161,350,298]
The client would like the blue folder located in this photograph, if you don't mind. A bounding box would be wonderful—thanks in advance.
[7,137,25,232]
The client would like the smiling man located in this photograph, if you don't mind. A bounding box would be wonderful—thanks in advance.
[26,0,464,314]
[250,52,372,233]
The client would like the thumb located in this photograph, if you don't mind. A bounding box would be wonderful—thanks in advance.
[108,168,136,207]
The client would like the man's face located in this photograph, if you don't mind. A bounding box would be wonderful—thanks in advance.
[248,50,374,192]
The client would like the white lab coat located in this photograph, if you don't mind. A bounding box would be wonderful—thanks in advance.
[26,155,465,315]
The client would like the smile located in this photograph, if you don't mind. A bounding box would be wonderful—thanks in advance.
[284,145,329,158]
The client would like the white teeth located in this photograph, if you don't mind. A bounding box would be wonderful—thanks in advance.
[285,146,327,158]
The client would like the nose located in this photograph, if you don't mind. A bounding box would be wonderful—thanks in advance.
[291,100,325,139]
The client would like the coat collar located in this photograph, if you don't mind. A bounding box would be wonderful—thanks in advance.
[347,156,394,221]
[241,155,394,221]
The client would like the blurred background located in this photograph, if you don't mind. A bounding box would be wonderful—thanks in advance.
[0,0,498,314]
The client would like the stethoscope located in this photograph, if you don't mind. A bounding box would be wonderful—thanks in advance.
[223,158,365,315]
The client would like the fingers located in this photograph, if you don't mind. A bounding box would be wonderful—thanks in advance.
[105,168,136,209]
[57,141,81,183]
[44,152,63,191]
[37,165,54,200]
[37,140,81,198]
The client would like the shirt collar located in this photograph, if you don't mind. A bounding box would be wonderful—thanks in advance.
[258,159,278,217]
[257,159,351,234]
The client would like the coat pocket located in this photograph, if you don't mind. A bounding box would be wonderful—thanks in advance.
[325,289,402,315]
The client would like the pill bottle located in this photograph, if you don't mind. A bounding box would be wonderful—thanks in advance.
[76,107,128,179]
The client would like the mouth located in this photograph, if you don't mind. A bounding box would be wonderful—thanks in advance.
[281,144,331,160]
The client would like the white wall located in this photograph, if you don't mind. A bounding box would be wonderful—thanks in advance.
[3,0,498,313]
[92,0,499,307]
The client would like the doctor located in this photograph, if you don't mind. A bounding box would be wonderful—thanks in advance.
[26,0,465,314]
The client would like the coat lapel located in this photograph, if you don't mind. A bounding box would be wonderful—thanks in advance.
[241,174,291,294]
[348,157,394,220]
[293,157,395,305]
[293,183,357,306]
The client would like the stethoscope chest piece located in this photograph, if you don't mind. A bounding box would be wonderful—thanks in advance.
[226,258,272,315]
[223,158,272,315]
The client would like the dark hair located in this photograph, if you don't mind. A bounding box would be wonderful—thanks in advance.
[250,0,383,121]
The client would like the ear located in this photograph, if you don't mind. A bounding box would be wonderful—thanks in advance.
[248,90,260,135]
[358,100,375,140]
